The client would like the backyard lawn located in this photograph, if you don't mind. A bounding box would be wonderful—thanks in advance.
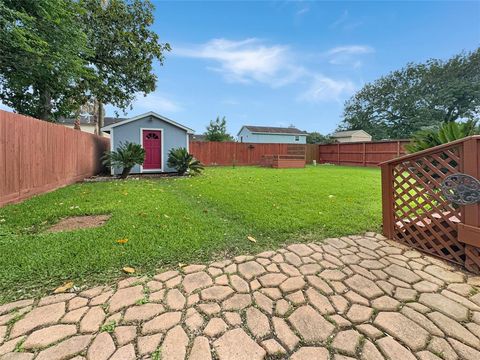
[0,165,381,303]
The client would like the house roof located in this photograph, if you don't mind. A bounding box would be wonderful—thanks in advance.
[58,117,126,127]
[238,125,307,136]
[331,130,371,138]
[101,112,194,134]
[190,134,208,142]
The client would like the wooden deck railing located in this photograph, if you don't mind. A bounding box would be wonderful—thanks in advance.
[380,136,480,273]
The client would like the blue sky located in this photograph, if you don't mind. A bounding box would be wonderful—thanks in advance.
[3,1,480,135]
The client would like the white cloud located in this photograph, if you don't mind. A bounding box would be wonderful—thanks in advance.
[296,6,310,16]
[175,38,369,103]
[326,45,374,67]
[327,45,374,56]
[175,38,304,87]
[330,10,363,31]
[298,75,356,103]
[330,10,349,28]
[133,93,183,113]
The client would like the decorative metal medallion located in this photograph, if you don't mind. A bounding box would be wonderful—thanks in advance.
[441,173,480,205]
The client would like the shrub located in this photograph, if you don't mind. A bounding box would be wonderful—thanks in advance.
[406,120,479,153]
[102,141,145,178]
[167,148,204,175]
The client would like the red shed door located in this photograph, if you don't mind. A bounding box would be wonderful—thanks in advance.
[142,130,162,170]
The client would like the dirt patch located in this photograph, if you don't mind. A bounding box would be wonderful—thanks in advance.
[46,214,111,233]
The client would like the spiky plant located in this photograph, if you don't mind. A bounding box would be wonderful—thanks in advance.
[102,141,145,178]
[167,147,204,175]
[406,120,479,153]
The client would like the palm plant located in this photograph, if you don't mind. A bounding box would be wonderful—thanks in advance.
[167,148,204,175]
[406,120,479,153]
[102,141,145,178]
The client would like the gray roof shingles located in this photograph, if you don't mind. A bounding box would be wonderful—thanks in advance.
[242,125,307,135]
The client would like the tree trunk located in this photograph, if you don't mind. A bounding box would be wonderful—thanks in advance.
[74,117,81,130]
[93,99,99,135]
[73,109,81,130]
[120,166,132,179]
[38,88,52,121]
[97,101,104,136]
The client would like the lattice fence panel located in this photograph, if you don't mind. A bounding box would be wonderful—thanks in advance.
[391,144,465,265]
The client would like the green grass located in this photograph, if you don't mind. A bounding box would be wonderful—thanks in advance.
[0,165,381,303]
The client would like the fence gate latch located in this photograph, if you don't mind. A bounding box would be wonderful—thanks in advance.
[441,173,480,206]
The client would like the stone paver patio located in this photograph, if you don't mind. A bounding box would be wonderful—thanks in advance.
[1,233,480,360]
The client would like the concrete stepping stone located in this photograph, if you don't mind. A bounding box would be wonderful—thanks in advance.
[214,328,266,360]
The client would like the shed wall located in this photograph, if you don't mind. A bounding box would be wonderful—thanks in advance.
[111,116,188,174]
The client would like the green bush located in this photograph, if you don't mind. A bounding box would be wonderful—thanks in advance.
[102,141,145,178]
[167,147,204,175]
[406,120,479,153]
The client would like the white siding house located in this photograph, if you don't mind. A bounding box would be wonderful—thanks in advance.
[237,126,307,144]
[331,130,372,143]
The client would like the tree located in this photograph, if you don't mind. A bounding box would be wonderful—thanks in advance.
[80,0,170,130]
[0,0,170,121]
[205,116,233,142]
[306,132,333,144]
[0,0,92,120]
[339,49,480,140]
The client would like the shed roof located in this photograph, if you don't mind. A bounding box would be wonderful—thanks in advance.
[238,125,307,136]
[331,130,371,138]
[101,112,194,133]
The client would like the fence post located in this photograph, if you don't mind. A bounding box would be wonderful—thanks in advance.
[337,143,340,165]
[363,142,366,167]
[458,137,480,272]
[460,138,480,234]
[396,141,401,157]
[381,163,394,239]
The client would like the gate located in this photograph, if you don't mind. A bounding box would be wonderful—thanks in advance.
[380,136,480,273]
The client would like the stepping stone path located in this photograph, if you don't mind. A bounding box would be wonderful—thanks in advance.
[1,233,480,359]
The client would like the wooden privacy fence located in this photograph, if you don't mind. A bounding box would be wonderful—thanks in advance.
[190,140,409,167]
[189,142,308,166]
[318,140,409,167]
[381,136,480,273]
[0,111,110,207]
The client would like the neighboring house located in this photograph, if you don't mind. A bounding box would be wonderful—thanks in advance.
[101,112,194,175]
[237,126,307,144]
[58,117,126,138]
[331,130,372,143]
[189,134,208,142]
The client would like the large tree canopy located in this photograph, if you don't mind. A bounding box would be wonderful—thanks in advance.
[0,0,170,121]
[339,49,480,140]
[0,0,91,120]
[81,0,170,110]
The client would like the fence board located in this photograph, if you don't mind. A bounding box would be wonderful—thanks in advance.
[318,140,409,167]
[189,140,408,167]
[189,142,293,166]
[0,110,109,207]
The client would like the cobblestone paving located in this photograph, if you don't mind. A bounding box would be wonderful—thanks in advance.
[1,233,480,360]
